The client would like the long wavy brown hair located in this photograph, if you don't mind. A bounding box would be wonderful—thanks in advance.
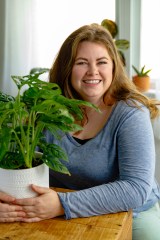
[49,23,160,119]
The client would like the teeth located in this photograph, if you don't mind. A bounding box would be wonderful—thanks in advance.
[83,80,101,84]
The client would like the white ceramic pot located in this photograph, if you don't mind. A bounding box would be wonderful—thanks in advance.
[0,163,49,199]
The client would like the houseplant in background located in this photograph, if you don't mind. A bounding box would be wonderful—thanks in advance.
[101,19,129,65]
[0,71,97,198]
[132,65,152,92]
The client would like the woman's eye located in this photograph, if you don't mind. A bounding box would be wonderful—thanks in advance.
[98,61,107,65]
[76,61,87,65]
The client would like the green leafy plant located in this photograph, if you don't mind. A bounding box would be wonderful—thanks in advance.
[0,72,97,174]
[132,65,152,77]
[30,67,50,74]
[101,19,129,65]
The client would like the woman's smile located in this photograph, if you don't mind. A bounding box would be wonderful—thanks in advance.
[82,79,102,84]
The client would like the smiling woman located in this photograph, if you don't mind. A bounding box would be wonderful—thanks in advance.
[0,21,160,239]
[46,23,160,240]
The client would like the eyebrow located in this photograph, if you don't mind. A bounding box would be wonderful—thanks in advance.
[75,57,109,61]
[97,57,109,61]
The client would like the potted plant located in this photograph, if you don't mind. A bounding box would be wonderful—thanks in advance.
[0,71,97,198]
[101,19,129,65]
[132,65,152,92]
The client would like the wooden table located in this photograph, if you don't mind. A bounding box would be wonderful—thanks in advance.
[0,188,132,240]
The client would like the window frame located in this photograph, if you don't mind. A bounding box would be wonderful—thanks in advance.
[116,0,141,78]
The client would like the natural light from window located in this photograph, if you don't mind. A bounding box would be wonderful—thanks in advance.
[141,0,160,81]
[33,0,115,68]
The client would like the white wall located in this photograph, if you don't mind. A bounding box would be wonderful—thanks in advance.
[32,0,115,68]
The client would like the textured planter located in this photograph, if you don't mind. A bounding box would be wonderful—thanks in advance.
[132,75,150,92]
[0,163,49,199]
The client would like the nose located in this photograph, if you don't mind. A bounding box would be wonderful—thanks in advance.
[86,63,98,76]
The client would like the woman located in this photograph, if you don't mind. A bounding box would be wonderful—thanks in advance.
[1,24,160,239]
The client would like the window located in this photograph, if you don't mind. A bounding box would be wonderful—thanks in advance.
[141,0,160,80]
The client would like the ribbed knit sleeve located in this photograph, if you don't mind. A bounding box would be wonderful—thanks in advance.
[49,102,159,219]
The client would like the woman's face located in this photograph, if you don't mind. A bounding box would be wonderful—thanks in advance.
[71,41,113,104]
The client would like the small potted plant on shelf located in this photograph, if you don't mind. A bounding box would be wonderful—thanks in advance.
[0,71,97,198]
[132,65,152,92]
[101,19,129,66]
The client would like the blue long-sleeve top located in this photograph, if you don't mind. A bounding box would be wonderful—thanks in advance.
[48,100,160,219]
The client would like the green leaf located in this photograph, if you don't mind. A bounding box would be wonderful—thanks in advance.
[11,71,56,90]
[53,95,99,120]
[30,68,50,74]
[41,143,70,175]
[32,99,68,114]
[0,92,15,102]
[101,19,118,38]
[0,152,25,169]
[23,85,61,101]
[0,128,12,161]
[115,39,130,50]
[132,65,152,76]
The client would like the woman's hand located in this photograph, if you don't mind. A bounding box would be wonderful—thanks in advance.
[14,185,65,222]
[0,192,26,222]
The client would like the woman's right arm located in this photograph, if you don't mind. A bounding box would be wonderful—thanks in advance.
[0,192,26,222]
